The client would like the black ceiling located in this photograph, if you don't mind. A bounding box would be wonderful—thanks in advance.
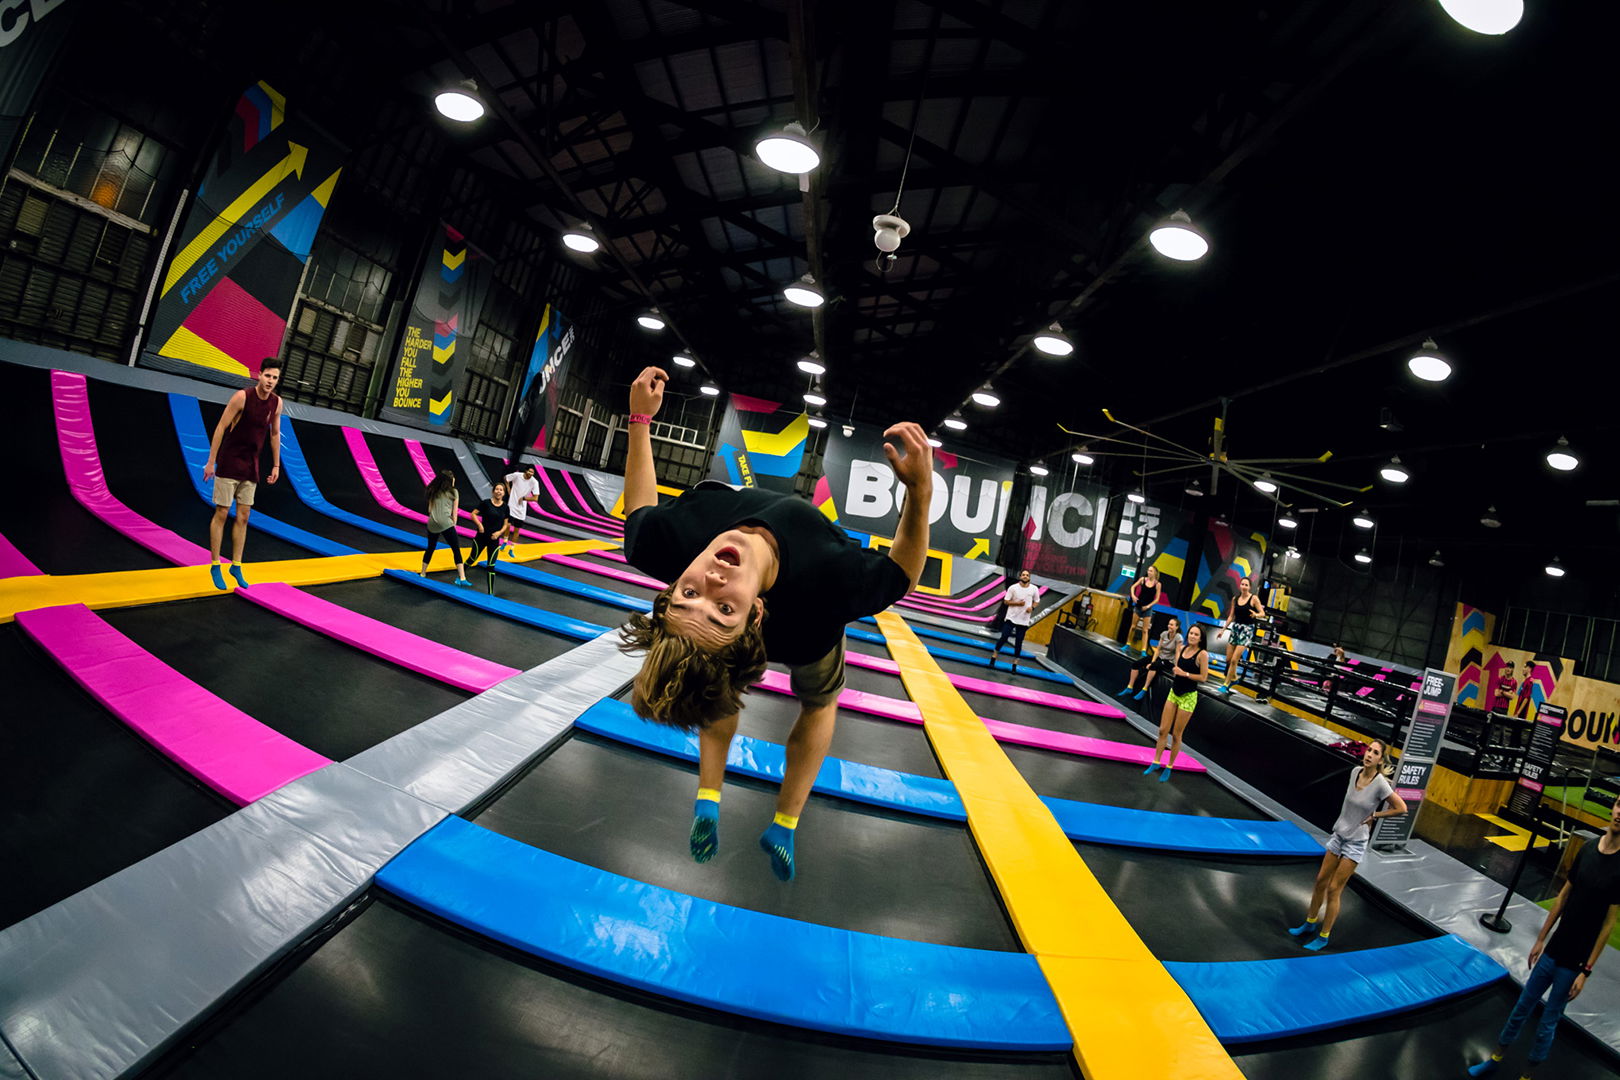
[89,1,1620,571]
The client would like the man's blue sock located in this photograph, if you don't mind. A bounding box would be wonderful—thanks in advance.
[210,564,228,591]
[759,812,798,881]
[229,564,250,589]
[1303,933,1331,951]
[1142,762,1161,775]
[690,788,721,863]
[1158,766,1174,782]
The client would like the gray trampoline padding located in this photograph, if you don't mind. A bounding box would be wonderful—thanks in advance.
[346,632,637,813]
[0,1038,25,1080]
[0,764,446,1080]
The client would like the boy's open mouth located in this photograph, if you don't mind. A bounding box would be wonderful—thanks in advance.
[716,545,741,567]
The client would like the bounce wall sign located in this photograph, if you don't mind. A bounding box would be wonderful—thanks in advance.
[146,83,344,379]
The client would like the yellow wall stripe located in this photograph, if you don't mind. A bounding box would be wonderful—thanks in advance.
[0,539,616,623]
[874,612,1241,1080]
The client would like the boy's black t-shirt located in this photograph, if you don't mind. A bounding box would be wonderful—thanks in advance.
[623,482,911,664]
[1546,839,1620,967]
[474,499,509,537]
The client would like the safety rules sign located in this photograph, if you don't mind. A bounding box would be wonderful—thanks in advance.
[1373,668,1457,850]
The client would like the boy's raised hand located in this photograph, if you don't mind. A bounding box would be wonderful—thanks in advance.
[882,421,934,492]
[630,366,668,417]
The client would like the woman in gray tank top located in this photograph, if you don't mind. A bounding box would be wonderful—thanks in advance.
[1287,739,1407,950]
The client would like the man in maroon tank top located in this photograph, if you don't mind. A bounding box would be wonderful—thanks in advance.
[203,359,284,590]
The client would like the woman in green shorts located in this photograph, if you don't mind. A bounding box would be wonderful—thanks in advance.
[1144,624,1209,781]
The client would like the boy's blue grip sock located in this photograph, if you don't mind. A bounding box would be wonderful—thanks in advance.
[1142,762,1161,775]
[759,813,798,881]
[1303,933,1331,951]
[229,564,250,589]
[210,564,228,591]
[690,789,721,863]
[1157,766,1174,782]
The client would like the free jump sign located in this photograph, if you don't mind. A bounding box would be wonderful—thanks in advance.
[1373,668,1457,850]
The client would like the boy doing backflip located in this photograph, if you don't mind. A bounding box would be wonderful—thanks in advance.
[203,359,283,590]
[617,367,932,881]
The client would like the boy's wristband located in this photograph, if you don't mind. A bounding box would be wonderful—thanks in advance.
[629,413,652,426]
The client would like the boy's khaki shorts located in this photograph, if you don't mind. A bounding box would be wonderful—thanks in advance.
[788,639,846,708]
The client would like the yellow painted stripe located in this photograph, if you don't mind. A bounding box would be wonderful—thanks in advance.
[0,539,615,623]
[864,535,954,596]
[156,325,251,377]
[609,485,685,518]
[874,612,1241,1080]
[310,167,342,208]
[740,412,809,457]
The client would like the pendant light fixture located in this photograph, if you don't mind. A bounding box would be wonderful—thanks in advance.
[782,274,825,308]
[671,352,697,369]
[1379,456,1411,483]
[1545,436,1579,471]
[561,223,600,253]
[1439,0,1525,36]
[1480,506,1502,528]
[1072,449,1094,465]
[1407,339,1451,382]
[943,413,967,431]
[433,79,485,122]
[1032,323,1075,357]
[699,383,720,397]
[1354,548,1373,565]
[970,384,1000,408]
[1544,556,1566,578]
[1148,210,1210,261]
[1352,509,1376,530]
[1029,464,1050,477]
[755,121,821,174]
[636,310,665,331]
[1277,515,1298,529]
[796,352,825,375]
[1253,474,1279,494]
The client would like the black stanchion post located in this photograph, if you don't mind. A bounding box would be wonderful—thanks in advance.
[1480,808,1544,935]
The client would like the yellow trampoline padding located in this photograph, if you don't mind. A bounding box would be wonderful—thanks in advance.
[0,539,614,622]
[874,611,1240,1080]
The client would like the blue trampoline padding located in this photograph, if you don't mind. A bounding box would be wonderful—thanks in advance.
[576,698,966,821]
[859,615,992,651]
[169,395,356,558]
[846,625,1070,685]
[578,699,1320,856]
[384,569,610,641]
[1041,800,1322,856]
[1164,935,1505,1043]
[278,418,432,549]
[376,816,1071,1050]
[493,559,653,613]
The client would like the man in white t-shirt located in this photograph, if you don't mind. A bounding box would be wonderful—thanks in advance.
[504,465,541,525]
[993,569,1041,673]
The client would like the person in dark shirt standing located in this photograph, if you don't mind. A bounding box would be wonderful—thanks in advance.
[617,367,932,881]
[202,359,283,591]
[1468,799,1620,1077]
[469,480,517,567]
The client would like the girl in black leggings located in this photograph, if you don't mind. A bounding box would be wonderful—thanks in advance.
[469,480,516,566]
[421,469,472,587]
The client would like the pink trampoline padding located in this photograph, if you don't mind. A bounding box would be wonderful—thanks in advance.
[900,580,1047,615]
[16,604,331,804]
[53,371,212,566]
[367,433,656,588]
[555,467,625,534]
[904,573,1008,608]
[750,669,1196,770]
[0,530,41,577]
[239,583,519,693]
[841,651,1125,719]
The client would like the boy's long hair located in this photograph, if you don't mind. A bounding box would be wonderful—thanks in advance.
[618,585,768,730]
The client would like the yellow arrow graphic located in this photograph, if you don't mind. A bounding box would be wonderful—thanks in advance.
[441,248,466,270]
[162,141,308,297]
[432,341,456,364]
[965,537,990,559]
[429,392,454,416]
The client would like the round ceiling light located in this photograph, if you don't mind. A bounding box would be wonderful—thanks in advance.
[636,310,665,332]
[1407,339,1451,382]
[1278,515,1298,529]
[1254,474,1279,494]
[1438,0,1525,36]
[1032,323,1075,357]
[671,352,697,369]
[1352,509,1376,530]
[433,80,485,122]
[1184,479,1203,497]
[796,354,825,375]
[1148,209,1210,261]
[970,385,1000,408]
[782,274,825,308]
[803,390,827,407]
[1546,436,1579,472]
[1380,456,1411,483]
[1544,556,1566,578]
[1029,465,1050,477]
[699,383,720,397]
[1354,548,1373,565]
[1072,450,1094,465]
[1429,550,1445,568]
[1127,491,1146,505]
[807,414,828,430]
[943,414,967,431]
[927,437,942,448]
[561,224,600,253]
[755,121,821,174]
[1480,506,1502,528]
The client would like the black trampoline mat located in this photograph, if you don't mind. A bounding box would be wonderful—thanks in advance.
[473,732,1020,951]
[147,897,1077,1080]
[291,419,425,531]
[1071,843,1420,962]
[0,625,232,929]
[97,594,466,760]
[85,379,309,565]
[1232,977,1620,1079]
[732,683,944,780]
[0,365,169,575]
[1000,741,1270,819]
[300,577,579,674]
